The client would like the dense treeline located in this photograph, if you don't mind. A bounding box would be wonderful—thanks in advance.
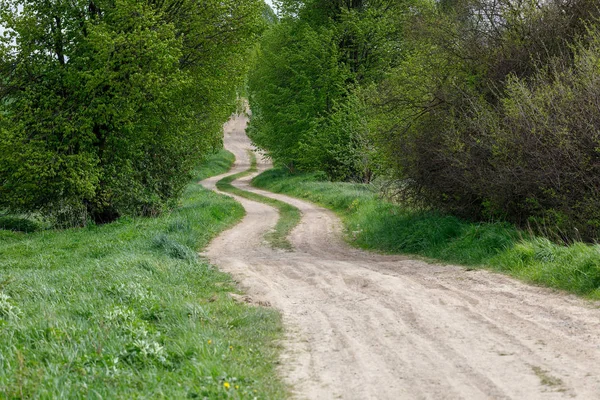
[0,0,265,225]
[248,0,404,181]
[249,0,600,241]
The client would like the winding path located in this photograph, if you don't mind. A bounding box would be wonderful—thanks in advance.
[201,115,600,400]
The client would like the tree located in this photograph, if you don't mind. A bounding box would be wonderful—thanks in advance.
[0,0,264,225]
[248,0,405,181]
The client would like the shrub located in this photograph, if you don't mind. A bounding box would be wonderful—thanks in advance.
[372,0,600,241]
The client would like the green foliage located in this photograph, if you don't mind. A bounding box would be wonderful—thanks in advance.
[0,215,43,233]
[476,31,600,240]
[0,150,286,398]
[248,20,349,175]
[0,0,265,225]
[248,0,404,181]
[253,168,600,299]
[369,0,600,241]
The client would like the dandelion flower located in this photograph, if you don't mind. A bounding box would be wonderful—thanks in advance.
[223,382,230,389]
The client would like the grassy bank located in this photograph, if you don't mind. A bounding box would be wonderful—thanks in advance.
[0,150,286,399]
[216,154,301,250]
[253,169,600,300]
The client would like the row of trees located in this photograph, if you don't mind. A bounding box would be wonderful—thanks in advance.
[249,0,600,241]
[0,0,266,225]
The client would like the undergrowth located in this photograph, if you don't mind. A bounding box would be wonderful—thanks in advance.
[253,168,600,299]
[216,153,301,250]
[193,150,236,182]
[0,150,286,398]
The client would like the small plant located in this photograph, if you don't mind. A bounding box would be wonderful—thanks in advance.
[152,234,197,261]
[0,216,41,233]
[0,292,20,320]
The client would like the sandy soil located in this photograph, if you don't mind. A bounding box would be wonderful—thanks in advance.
[201,115,600,400]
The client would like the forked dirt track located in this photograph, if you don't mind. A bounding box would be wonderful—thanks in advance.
[201,115,600,400]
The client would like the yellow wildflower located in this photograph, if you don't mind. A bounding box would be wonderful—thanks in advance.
[223,382,230,389]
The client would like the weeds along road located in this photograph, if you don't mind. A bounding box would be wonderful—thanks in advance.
[201,115,600,400]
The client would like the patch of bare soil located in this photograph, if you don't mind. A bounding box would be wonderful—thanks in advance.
[201,115,600,399]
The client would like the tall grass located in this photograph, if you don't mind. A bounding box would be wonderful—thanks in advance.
[253,169,600,299]
[193,150,236,181]
[0,150,286,398]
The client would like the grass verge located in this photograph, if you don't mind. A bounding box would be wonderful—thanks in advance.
[216,153,301,250]
[252,168,600,300]
[0,150,286,399]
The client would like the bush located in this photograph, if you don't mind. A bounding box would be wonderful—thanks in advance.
[0,216,41,233]
[372,0,600,241]
[485,31,600,239]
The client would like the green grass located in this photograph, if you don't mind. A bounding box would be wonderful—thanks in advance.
[216,154,301,250]
[0,150,286,399]
[252,168,600,300]
[193,150,237,182]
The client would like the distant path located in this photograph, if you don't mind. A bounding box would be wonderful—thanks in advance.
[201,115,600,400]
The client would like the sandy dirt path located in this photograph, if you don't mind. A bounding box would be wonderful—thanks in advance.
[201,115,600,400]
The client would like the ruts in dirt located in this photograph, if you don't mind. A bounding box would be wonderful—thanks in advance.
[201,115,600,400]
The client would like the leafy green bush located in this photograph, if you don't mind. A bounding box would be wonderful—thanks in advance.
[0,216,42,233]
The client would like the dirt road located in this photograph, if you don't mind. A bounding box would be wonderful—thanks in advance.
[201,115,600,399]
